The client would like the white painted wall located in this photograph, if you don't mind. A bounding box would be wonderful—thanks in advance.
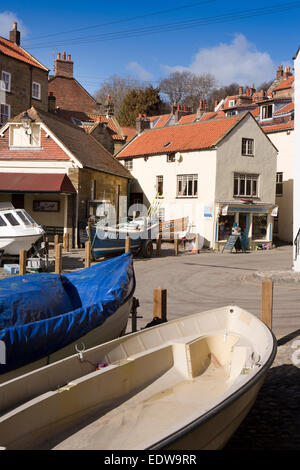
[127,149,217,246]
[293,48,300,270]
[267,130,294,242]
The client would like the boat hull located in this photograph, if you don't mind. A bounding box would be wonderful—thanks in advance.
[0,233,43,255]
[0,306,276,450]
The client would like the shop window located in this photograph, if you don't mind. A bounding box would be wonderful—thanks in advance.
[241,138,254,156]
[177,174,198,197]
[218,215,235,241]
[253,215,268,240]
[276,172,283,196]
[156,175,164,197]
[234,173,259,197]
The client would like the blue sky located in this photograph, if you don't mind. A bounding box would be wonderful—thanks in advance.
[1,1,299,96]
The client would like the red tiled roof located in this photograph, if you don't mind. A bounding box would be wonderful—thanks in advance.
[117,114,244,158]
[273,76,294,91]
[121,126,137,142]
[0,36,48,71]
[262,120,294,133]
[149,114,172,128]
[274,102,294,115]
[178,114,196,124]
[88,115,125,140]
[251,107,260,117]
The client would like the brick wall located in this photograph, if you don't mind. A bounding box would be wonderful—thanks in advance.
[0,54,49,120]
[48,76,97,113]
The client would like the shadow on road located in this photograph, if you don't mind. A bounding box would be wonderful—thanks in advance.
[225,364,300,450]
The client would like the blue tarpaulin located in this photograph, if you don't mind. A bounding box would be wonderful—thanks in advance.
[0,253,135,374]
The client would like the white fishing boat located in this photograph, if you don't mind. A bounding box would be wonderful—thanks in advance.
[0,203,44,255]
[0,305,276,450]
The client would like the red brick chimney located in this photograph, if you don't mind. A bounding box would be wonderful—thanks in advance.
[238,86,243,95]
[283,66,292,79]
[54,52,74,78]
[276,65,283,79]
[9,22,20,46]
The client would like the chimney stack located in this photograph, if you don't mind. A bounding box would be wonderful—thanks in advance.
[276,65,284,79]
[283,65,292,79]
[54,52,74,78]
[136,114,150,134]
[48,92,56,113]
[238,86,243,95]
[9,22,20,46]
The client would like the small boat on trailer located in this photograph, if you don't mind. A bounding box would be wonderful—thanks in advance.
[0,305,276,450]
[89,217,159,259]
[0,203,44,258]
[0,253,135,384]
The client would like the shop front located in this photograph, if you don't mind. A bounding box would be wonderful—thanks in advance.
[215,203,277,251]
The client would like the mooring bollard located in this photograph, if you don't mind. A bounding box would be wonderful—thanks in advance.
[85,241,91,268]
[174,238,179,256]
[19,249,27,275]
[153,287,167,322]
[125,236,131,253]
[261,278,273,329]
[55,243,62,274]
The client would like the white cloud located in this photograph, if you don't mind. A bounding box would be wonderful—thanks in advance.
[161,34,275,87]
[0,11,28,39]
[126,61,153,81]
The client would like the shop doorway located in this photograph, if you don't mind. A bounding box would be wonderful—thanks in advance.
[239,213,249,249]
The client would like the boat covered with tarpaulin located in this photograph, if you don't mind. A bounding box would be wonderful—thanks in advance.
[0,253,135,382]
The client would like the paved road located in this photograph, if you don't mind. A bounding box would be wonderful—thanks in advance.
[132,244,299,338]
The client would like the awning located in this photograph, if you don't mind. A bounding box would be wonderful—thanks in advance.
[0,173,76,193]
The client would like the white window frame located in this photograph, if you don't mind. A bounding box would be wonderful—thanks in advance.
[32,82,41,100]
[260,103,273,121]
[241,138,254,156]
[228,100,235,107]
[1,71,11,92]
[124,159,133,170]
[177,174,198,198]
[0,103,10,126]
[233,173,259,198]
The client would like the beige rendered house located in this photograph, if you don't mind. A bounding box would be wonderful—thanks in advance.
[117,112,278,251]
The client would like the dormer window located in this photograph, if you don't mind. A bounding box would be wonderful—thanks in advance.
[9,124,41,148]
[228,100,235,107]
[1,71,11,92]
[32,82,41,100]
[261,104,273,120]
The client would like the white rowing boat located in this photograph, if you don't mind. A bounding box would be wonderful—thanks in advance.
[0,305,276,450]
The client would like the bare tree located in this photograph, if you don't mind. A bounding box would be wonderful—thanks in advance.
[159,71,216,111]
[94,75,146,117]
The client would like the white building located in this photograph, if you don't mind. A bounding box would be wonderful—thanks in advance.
[117,112,278,251]
[293,47,300,270]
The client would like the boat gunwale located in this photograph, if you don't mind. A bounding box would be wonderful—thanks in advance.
[148,325,277,450]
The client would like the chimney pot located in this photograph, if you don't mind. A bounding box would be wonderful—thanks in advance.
[9,21,20,46]
[67,54,71,61]
[62,51,66,60]
[57,53,61,59]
